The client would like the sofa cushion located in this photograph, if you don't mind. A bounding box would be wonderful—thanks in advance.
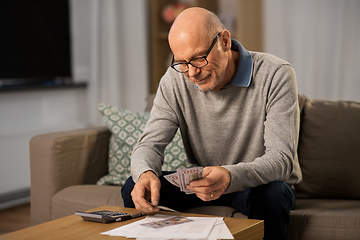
[287,199,360,240]
[97,103,195,186]
[51,185,124,220]
[296,98,360,199]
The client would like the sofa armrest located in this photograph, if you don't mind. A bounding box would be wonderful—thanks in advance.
[30,126,111,225]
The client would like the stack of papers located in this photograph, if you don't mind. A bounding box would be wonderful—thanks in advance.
[101,214,234,240]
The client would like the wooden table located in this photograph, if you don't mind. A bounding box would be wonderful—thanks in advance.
[0,206,263,240]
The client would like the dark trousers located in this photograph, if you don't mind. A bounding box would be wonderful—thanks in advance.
[121,171,295,240]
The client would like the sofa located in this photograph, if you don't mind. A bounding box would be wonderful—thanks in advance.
[30,95,360,240]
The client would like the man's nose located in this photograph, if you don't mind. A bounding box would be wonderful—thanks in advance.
[188,64,200,77]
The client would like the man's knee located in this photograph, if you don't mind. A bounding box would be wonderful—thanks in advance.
[248,182,294,214]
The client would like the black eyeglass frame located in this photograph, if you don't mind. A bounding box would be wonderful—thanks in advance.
[170,32,221,73]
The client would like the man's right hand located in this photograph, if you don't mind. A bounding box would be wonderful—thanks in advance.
[130,170,161,213]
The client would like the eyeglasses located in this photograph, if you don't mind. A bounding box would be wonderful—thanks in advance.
[171,32,221,73]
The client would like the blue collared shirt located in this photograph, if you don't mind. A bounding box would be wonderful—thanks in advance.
[194,39,253,89]
[227,39,253,88]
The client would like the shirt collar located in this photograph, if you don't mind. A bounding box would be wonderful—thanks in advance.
[226,39,253,88]
[193,39,253,89]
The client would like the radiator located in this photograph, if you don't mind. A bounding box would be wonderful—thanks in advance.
[0,132,33,209]
[0,132,32,195]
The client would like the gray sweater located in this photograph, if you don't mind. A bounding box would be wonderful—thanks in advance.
[131,40,302,193]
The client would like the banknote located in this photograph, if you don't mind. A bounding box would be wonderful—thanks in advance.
[164,166,204,194]
[147,202,178,212]
[178,167,204,194]
[163,172,180,187]
[141,216,193,229]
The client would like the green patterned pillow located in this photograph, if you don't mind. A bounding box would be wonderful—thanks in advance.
[97,103,195,186]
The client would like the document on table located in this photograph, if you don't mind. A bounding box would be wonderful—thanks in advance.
[101,214,234,240]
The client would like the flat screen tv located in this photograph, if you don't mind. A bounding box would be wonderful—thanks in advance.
[0,0,72,89]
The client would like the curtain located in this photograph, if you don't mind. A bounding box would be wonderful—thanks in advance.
[263,0,360,101]
[71,0,149,125]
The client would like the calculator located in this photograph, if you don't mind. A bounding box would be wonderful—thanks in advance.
[75,210,130,223]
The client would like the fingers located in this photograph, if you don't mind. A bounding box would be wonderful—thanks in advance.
[186,166,231,201]
[133,192,158,213]
[150,181,160,206]
[131,171,161,213]
[194,190,219,201]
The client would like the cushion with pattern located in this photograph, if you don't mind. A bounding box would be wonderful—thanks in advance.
[97,103,195,186]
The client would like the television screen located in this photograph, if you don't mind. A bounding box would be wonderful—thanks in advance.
[0,0,71,87]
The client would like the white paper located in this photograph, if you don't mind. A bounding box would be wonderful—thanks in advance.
[128,216,216,239]
[216,219,234,239]
[101,214,234,239]
[101,215,169,237]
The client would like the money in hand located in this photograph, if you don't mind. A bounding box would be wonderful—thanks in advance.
[164,166,204,194]
[163,172,180,187]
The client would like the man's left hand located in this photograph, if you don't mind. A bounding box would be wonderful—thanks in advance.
[186,166,231,201]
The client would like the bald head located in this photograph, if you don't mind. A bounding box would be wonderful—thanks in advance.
[168,7,225,51]
[168,7,236,92]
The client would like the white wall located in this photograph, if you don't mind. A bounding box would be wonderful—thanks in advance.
[0,89,88,135]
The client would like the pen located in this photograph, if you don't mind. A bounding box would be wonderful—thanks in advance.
[116,212,144,222]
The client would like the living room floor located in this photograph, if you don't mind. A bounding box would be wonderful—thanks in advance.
[0,203,31,236]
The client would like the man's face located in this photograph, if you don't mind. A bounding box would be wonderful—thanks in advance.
[172,34,228,92]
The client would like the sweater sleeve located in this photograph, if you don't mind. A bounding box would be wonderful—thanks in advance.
[131,71,179,182]
[222,64,300,193]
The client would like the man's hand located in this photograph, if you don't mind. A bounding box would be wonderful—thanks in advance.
[131,171,161,213]
[186,166,231,201]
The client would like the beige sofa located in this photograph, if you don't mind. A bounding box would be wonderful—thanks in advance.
[30,95,360,240]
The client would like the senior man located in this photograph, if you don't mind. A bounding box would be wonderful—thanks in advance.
[122,7,302,240]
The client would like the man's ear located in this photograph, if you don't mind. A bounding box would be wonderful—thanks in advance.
[220,30,232,51]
